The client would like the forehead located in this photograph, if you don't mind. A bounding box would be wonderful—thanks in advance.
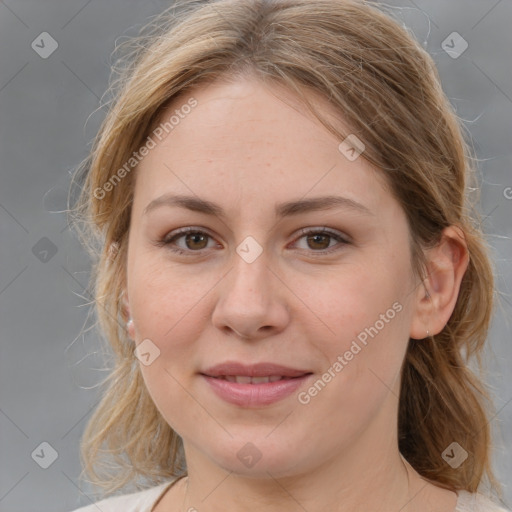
[134,76,391,215]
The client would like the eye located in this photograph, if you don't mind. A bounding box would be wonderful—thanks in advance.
[292,227,350,255]
[156,227,218,255]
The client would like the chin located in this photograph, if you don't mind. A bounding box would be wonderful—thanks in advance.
[200,434,313,479]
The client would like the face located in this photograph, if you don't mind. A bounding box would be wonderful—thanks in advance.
[125,76,421,478]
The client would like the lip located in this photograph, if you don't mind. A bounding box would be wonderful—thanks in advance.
[202,361,311,378]
[200,361,313,407]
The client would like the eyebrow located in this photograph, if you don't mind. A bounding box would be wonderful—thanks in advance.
[143,193,374,218]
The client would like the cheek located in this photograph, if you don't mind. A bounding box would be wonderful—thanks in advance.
[139,362,205,439]
[310,267,405,341]
[129,260,212,347]
[297,302,409,449]
[307,264,411,394]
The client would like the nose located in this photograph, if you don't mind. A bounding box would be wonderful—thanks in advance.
[211,252,290,341]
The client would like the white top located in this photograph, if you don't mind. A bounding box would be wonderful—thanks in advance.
[70,479,511,512]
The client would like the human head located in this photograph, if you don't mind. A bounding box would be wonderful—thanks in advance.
[71,0,498,496]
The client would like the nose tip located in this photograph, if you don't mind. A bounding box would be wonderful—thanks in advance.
[212,256,291,341]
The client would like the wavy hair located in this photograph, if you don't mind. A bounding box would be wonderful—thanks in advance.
[69,0,503,500]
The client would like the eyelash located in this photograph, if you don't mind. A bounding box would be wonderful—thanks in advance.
[155,226,350,256]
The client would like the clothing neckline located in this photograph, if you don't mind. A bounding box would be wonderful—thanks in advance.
[148,480,487,512]
[456,489,472,511]
[150,476,186,512]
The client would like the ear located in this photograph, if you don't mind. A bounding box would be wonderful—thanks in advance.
[410,226,469,340]
[122,290,130,318]
[121,288,135,337]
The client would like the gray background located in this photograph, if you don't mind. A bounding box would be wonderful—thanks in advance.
[0,1,511,511]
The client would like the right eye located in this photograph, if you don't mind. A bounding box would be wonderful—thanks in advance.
[156,227,219,255]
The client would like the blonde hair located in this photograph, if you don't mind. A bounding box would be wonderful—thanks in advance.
[69,0,503,499]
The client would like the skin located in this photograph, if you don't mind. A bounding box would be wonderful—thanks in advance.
[123,75,469,512]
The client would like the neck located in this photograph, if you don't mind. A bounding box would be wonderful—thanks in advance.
[179,431,423,512]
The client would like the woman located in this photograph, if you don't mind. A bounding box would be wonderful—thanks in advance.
[69,0,510,510]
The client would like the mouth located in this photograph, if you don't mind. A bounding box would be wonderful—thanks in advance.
[200,361,313,407]
[211,375,299,384]
[201,361,311,379]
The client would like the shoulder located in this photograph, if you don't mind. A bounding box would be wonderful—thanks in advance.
[68,480,175,512]
[456,490,512,512]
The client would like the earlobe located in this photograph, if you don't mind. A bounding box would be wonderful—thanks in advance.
[409,226,469,340]
[126,318,135,340]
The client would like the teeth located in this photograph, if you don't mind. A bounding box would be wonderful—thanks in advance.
[251,376,270,384]
[221,375,286,384]
[235,376,252,384]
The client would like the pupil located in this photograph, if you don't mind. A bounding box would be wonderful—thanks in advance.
[309,234,329,249]
[187,233,206,249]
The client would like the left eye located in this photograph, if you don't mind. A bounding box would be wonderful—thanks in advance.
[158,227,349,255]
[293,228,349,253]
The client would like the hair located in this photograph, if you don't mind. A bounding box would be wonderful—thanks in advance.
[69,0,503,501]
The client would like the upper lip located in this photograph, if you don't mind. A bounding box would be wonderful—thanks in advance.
[201,361,311,378]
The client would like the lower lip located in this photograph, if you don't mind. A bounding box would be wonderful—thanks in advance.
[201,375,311,407]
